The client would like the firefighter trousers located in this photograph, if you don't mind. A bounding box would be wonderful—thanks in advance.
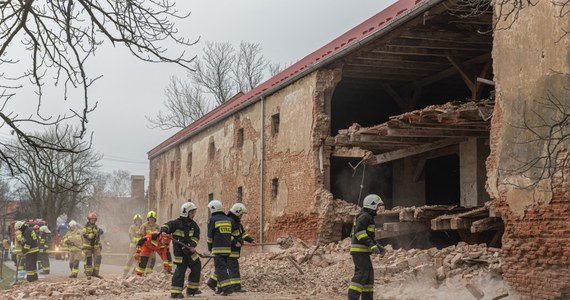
[207,257,242,290]
[171,253,201,296]
[83,247,102,276]
[39,251,50,273]
[348,254,374,300]
[214,255,233,292]
[25,252,38,282]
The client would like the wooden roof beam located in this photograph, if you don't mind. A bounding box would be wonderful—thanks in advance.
[365,138,465,165]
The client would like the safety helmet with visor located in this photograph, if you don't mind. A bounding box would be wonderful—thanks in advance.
[208,200,224,213]
[362,194,383,210]
[180,202,197,217]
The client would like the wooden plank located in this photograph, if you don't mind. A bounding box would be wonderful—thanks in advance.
[447,56,474,92]
[383,221,427,232]
[387,127,489,138]
[366,138,464,165]
[375,211,400,225]
[471,217,503,233]
[455,206,488,218]
[331,147,371,158]
[451,217,472,230]
[431,216,453,231]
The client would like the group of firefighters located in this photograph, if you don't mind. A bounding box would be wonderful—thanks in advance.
[11,213,104,282]
[121,200,255,298]
[11,193,384,300]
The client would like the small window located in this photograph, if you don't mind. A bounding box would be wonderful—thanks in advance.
[208,193,214,201]
[186,152,193,174]
[209,141,215,160]
[237,128,244,148]
[237,186,243,202]
[170,161,175,179]
[271,178,279,199]
[271,113,280,136]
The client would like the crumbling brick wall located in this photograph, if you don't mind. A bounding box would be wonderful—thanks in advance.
[489,0,570,298]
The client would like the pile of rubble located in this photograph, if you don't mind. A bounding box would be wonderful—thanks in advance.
[1,238,516,299]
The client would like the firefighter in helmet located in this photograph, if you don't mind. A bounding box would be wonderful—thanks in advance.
[207,200,235,295]
[14,220,39,282]
[63,220,83,278]
[207,202,254,293]
[139,210,160,274]
[82,213,103,279]
[38,225,52,274]
[124,214,143,275]
[134,233,173,276]
[348,194,385,300]
[160,201,202,298]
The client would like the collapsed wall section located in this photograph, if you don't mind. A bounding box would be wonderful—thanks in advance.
[489,1,570,298]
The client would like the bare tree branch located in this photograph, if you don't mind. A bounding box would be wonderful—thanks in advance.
[0,0,196,177]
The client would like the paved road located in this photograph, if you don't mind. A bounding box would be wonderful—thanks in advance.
[2,256,126,280]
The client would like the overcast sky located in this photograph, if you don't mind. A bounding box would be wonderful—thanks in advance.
[2,1,394,184]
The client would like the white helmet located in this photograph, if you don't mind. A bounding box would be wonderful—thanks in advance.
[229,203,247,217]
[40,225,51,234]
[362,194,383,210]
[68,220,77,228]
[180,202,198,217]
[14,221,24,231]
[208,200,224,213]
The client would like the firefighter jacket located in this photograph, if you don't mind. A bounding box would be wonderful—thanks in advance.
[207,212,232,255]
[350,209,378,255]
[39,232,51,253]
[63,228,83,252]
[139,221,160,236]
[160,217,200,264]
[228,212,254,259]
[13,231,23,255]
[129,223,142,248]
[21,226,39,255]
[136,233,172,262]
[81,223,101,250]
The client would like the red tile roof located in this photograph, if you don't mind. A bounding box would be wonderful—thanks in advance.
[148,0,435,158]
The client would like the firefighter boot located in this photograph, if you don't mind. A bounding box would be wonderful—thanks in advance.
[206,278,217,292]
[186,289,202,296]
[170,293,184,298]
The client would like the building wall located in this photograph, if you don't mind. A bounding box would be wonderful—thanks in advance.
[489,1,570,298]
[149,72,324,246]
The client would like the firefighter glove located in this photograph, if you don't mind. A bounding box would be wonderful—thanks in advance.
[371,245,381,254]
[134,252,140,260]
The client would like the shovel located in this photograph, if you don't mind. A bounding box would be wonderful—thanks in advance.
[170,238,213,258]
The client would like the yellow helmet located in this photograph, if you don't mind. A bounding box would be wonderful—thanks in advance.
[133,214,142,221]
[147,211,157,220]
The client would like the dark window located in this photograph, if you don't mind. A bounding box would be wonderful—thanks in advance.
[237,128,244,148]
[237,186,243,202]
[271,178,279,199]
[186,152,193,174]
[271,113,280,136]
[209,141,215,160]
[208,193,214,201]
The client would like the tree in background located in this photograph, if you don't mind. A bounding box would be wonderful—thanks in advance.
[6,128,102,230]
[146,76,212,130]
[0,0,195,177]
[148,41,282,130]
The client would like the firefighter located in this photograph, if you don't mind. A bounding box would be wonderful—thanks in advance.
[13,229,24,274]
[139,210,160,274]
[14,221,39,282]
[82,213,103,279]
[134,233,173,276]
[63,220,83,278]
[348,194,385,300]
[160,202,202,298]
[123,214,143,275]
[206,203,254,293]
[207,200,234,295]
[38,225,52,274]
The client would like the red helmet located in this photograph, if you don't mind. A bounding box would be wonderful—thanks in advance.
[88,212,97,220]
[33,225,40,230]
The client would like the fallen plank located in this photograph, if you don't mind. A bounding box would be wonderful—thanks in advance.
[383,221,428,232]
[451,217,473,230]
[287,256,304,275]
[471,217,502,233]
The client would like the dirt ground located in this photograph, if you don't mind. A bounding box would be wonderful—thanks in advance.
[0,238,520,300]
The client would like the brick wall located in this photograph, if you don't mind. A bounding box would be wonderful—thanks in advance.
[494,151,570,299]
